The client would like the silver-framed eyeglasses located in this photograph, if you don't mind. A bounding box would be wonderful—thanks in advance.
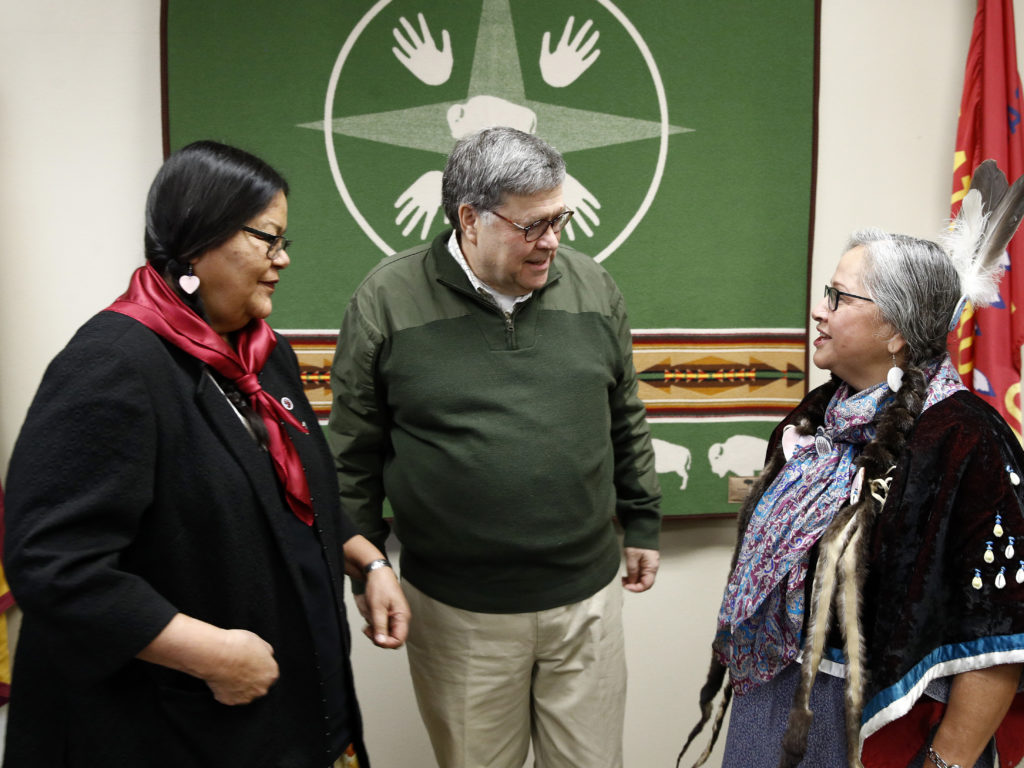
[489,209,575,242]
[824,284,874,311]
[242,225,292,259]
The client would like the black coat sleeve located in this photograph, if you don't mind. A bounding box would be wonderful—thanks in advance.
[4,328,178,686]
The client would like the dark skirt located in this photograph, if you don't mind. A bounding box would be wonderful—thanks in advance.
[721,663,994,768]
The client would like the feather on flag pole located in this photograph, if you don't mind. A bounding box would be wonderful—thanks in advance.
[946,160,1024,322]
[947,0,1024,441]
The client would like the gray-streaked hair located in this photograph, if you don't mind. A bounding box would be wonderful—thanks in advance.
[441,127,566,232]
[848,228,961,366]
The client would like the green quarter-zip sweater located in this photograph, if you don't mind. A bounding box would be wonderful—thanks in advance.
[328,230,662,613]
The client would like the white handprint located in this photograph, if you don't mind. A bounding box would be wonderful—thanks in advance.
[395,170,443,240]
[392,13,453,86]
[562,173,601,241]
[540,17,600,88]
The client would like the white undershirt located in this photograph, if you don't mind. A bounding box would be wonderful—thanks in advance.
[446,231,532,315]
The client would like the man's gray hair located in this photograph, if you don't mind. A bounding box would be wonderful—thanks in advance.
[442,127,566,231]
[850,228,962,366]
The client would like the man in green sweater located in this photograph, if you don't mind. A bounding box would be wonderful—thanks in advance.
[329,127,662,768]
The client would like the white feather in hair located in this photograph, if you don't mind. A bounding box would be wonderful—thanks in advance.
[944,160,1024,329]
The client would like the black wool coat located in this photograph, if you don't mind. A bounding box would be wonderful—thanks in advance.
[3,311,364,768]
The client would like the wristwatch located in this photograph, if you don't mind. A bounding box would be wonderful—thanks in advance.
[363,558,392,575]
[927,746,961,768]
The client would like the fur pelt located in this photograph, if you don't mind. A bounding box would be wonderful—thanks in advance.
[676,380,838,768]
[778,367,924,767]
[678,370,928,768]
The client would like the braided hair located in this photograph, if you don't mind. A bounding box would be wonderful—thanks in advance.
[679,230,963,768]
[778,231,961,767]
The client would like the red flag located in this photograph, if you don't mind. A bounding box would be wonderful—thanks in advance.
[949,0,1024,440]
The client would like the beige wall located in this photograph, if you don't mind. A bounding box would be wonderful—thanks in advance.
[0,2,1013,765]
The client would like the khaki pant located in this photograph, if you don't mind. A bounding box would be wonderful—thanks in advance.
[404,577,626,768]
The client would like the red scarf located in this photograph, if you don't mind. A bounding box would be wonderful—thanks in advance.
[106,264,313,525]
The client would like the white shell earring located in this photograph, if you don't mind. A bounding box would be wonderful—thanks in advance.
[886,353,903,392]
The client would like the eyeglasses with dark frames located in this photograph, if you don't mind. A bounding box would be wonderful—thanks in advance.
[824,284,874,312]
[242,225,292,259]
[488,209,575,242]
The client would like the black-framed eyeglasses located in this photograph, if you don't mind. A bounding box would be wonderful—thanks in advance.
[488,209,575,242]
[242,225,292,259]
[824,284,874,312]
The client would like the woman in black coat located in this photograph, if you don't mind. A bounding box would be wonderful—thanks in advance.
[2,141,409,767]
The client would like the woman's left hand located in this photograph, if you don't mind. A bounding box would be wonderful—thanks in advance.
[927,662,1023,767]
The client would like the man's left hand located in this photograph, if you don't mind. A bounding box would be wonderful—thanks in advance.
[358,567,411,649]
[621,547,659,593]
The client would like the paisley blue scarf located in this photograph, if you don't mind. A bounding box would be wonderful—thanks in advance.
[713,355,964,694]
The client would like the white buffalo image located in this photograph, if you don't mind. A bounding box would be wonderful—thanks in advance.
[708,435,769,478]
[447,95,537,138]
[651,438,691,490]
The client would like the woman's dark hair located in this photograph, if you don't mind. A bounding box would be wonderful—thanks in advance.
[145,141,288,449]
[144,140,289,303]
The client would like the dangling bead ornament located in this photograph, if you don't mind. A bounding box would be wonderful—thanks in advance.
[1006,536,1016,560]
[995,566,1007,589]
[993,514,1004,538]
[972,569,984,590]
[1007,464,1021,486]
[1017,561,1024,585]
[984,541,995,563]
[849,466,865,505]
[813,426,833,458]
[178,263,201,295]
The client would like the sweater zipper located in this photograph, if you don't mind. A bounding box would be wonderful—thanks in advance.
[437,277,533,350]
[503,309,516,348]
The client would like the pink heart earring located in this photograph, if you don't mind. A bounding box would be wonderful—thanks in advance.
[178,264,200,295]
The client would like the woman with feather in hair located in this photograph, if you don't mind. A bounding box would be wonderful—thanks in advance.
[679,161,1024,768]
